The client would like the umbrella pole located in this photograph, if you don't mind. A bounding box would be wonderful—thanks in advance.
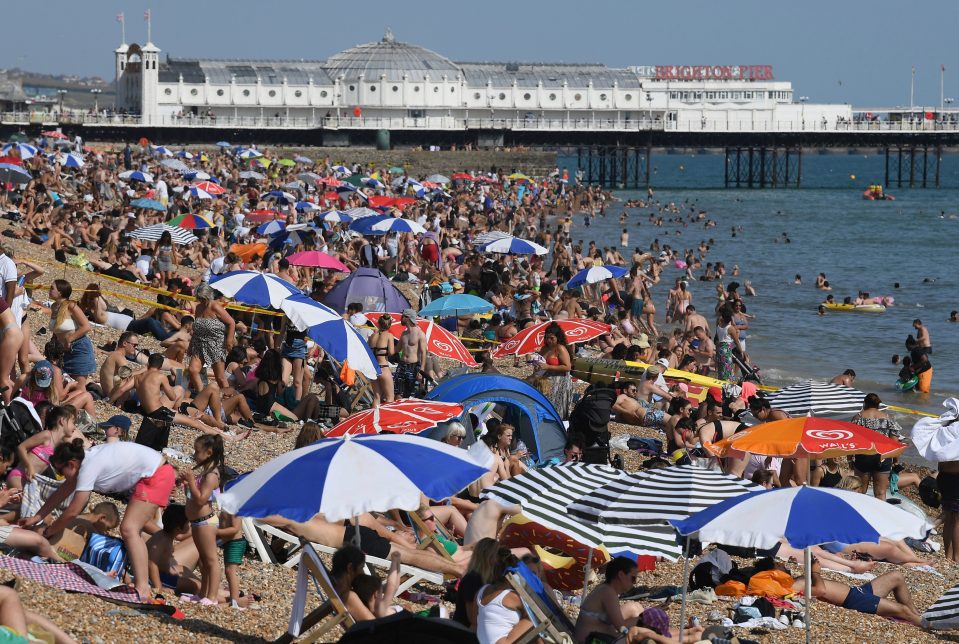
[804,546,813,644]
[581,548,593,598]
[678,537,690,643]
[352,516,361,548]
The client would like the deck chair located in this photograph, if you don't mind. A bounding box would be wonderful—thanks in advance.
[507,568,576,644]
[326,355,375,410]
[406,511,456,562]
[242,518,443,594]
[276,542,354,644]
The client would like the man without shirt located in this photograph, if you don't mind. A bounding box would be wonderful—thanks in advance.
[395,308,427,398]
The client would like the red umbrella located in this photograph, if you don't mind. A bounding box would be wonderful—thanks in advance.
[245,210,280,224]
[491,319,612,358]
[42,131,68,139]
[368,195,416,210]
[286,250,350,272]
[325,399,464,437]
[452,173,475,181]
[317,177,343,187]
[193,180,226,195]
[386,316,479,366]
[0,157,22,166]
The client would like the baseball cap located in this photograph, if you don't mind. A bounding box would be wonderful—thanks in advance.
[33,360,53,388]
[655,358,670,369]
[402,308,418,322]
[98,415,132,433]
[349,313,369,327]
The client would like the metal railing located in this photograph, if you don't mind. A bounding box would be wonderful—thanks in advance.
[4,110,959,134]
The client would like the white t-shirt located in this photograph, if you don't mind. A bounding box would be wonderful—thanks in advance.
[75,443,163,494]
[0,254,17,293]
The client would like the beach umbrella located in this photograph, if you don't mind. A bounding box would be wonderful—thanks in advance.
[42,131,68,139]
[209,270,301,309]
[386,317,479,366]
[344,206,379,219]
[479,235,549,256]
[297,172,321,184]
[237,148,262,158]
[176,150,194,159]
[279,294,379,378]
[350,215,426,236]
[265,190,297,204]
[451,173,475,181]
[419,294,493,318]
[119,170,153,183]
[276,158,296,167]
[160,158,189,172]
[705,416,907,460]
[0,157,21,166]
[216,141,231,148]
[765,380,873,417]
[294,155,313,164]
[318,176,343,187]
[268,228,315,250]
[491,319,612,358]
[193,181,226,195]
[0,163,31,184]
[150,145,173,157]
[182,170,210,181]
[507,173,531,181]
[320,209,353,223]
[566,264,630,289]
[922,582,959,629]
[188,186,214,200]
[130,223,197,245]
[239,170,265,180]
[426,174,450,184]
[482,464,683,561]
[1,143,38,159]
[332,165,351,176]
[294,201,321,212]
[229,242,268,263]
[671,486,931,644]
[244,209,279,224]
[130,198,167,212]
[567,465,758,525]
[325,399,465,438]
[57,153,85,168]
[167,213,214,230]
[256,220,286,236]
[220,433,489,522]
[286,250,349,272]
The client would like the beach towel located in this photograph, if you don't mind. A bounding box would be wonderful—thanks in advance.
[20,474,72,518]
[0,556,176,615]
[80,534,128,577]
[746,569,795,598]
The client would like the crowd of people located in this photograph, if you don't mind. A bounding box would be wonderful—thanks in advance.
[0,134,949,643]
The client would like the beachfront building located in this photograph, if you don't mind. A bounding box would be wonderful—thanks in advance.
[113,30,851,133]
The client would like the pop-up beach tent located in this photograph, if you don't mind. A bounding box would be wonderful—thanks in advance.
[426,373,567,463]
[322,267,410,314]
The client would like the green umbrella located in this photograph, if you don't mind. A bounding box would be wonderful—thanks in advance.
[389,166,405,174]
[344,175,365,187]
[277,158,296,167]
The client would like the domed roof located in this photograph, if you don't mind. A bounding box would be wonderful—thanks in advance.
[325,30,461,83]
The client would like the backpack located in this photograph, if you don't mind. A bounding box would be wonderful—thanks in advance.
[0,398,42,454]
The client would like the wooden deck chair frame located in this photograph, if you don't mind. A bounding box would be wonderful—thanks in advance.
[507,572,575,644]
[275,541,354,644]
[241,517,444,594]
[406,510,456,562]
[326,355,375,410]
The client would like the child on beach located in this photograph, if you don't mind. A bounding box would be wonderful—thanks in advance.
[9,405,85,491]
[178,434,226,606]
[147,504,202,597]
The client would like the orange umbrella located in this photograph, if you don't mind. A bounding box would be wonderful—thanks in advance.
[229,243,268,263]
[384,315,479,367]
[705,417,906,460]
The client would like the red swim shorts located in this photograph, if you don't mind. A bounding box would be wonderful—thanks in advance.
[131,463,176,508]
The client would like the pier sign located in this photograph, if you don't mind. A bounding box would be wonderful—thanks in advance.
[653,65,774,81]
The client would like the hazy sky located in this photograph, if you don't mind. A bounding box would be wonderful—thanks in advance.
[4,0,957,107]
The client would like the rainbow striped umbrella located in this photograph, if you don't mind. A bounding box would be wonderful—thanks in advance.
[167,213,214,229]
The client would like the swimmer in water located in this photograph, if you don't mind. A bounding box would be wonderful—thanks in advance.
[818,305,826,316]
[795,275,802,285]
[949,310,958,323]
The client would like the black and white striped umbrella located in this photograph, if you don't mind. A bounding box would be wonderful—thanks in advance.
[130,223,198,245]
[567,465,758,525]
[481,464,682,560]
[923,582,959,629]
[765,380,869,417]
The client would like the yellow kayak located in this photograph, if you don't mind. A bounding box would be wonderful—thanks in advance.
[823,303,886,313]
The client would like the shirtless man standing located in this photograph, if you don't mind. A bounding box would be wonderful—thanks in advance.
[913,319,932,355]
[683,305,710,335]
[829,369,857,387]
[689,326,715,374]
[395,309,427,398]
[135,353,230,439]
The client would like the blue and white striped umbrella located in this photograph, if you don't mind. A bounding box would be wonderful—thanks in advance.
[188,186,214,200]
[0,163,31,183]
[566,264,630,289]
[209,270,302,309]
[1,143,38,159]
[216,140,231,148]
[295,201,322,212]
[219,433,489,522]
[320,209,353,223]
[119,170,153,183]
[256,220,286,236]
[344,206,379,219]
[160,158,189,172]
[237,148,263,159]
[361,177,385,190]
[671,486,930,550]
[294,155,313,164]
[350,215,425,236]
[182,170,211,181]
[57,153,85,168]
[176,150,194,159]
[268,228,314,250]
[151,145,173,157]
[297,171,321,184]
[331,165,351,176]
[480,235,549,256]
[239,170,265,180]
[265,190,297,205]
[280,294,380,378]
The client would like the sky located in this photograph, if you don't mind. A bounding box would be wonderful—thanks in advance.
[4,0,958,108]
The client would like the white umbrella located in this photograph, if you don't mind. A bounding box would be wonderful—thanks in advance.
[130,223,197,245]
[160,158,189,172]
[239,170,265,180]
[280,294,379,379]
[209,270,302,309]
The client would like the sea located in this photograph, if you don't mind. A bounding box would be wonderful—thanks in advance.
[556,153,959,441]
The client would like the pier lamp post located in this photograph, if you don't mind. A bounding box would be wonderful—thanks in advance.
[90,88,102,113]
[800,96,808,130]
[57,89,67,115]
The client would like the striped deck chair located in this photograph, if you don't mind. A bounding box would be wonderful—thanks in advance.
[326,355,375,411]
[276,542,354,644]
[507,568,575,644]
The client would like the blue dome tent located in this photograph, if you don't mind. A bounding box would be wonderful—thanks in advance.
[426,374,568,463]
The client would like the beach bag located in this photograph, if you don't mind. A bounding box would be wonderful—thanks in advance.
[715,580,747,597]
[339,360,356,387]
[0,398,43,454]
[747,569,795,598]
[919,476,941,509]
[80,533,128,577]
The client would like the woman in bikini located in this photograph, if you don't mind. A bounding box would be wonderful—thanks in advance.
[367,314,396,406]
